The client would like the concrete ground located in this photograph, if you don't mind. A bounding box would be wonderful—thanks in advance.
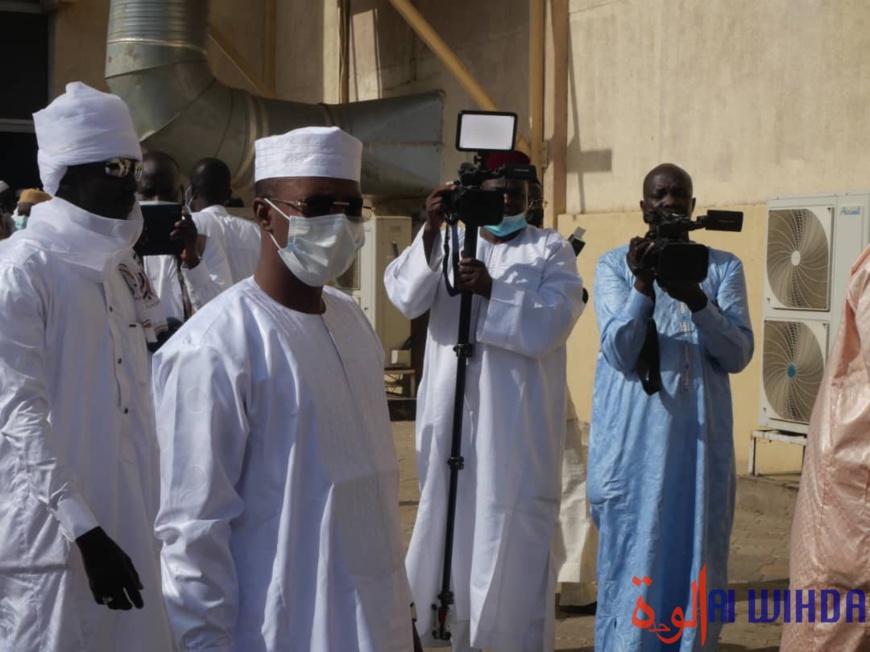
[392,421,797,651]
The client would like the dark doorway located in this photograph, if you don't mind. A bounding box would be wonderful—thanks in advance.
[0,131,40,191]
[0,7,50,193]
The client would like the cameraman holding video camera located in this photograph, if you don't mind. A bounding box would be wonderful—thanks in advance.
[385,162,584,652]
[587,163,753,651]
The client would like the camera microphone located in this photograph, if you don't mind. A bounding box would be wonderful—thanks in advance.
[568,226,586,257]
[566,227,588,303]
[699,209,743,232]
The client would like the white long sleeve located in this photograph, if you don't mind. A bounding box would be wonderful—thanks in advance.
[0,260,99,540]
[476,234,584,359]
[181,257,224,312]
[192,212,234,294]
[153,343,249,652]
[384,226,444,319]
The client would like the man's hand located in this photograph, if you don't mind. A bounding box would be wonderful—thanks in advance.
[659,280,708,312]
[422,184,455,261]
[172,209,200,269]
[458,257,493,298]
[424,184,453,232]
[627,237,656,297]
[75,527,144,610]
[626,237,655,276]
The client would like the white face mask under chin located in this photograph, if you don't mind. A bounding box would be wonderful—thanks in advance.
[266,199,365,287]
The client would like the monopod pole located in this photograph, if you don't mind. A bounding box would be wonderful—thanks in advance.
[432,224,479,641]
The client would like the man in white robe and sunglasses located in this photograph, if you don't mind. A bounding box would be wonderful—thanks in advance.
[152,126,421,652]
[0,82,174,651]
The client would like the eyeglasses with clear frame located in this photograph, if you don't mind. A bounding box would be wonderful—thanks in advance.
[267,195,373,222]
[104,157,143,182]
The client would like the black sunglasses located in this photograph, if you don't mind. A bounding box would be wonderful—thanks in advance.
[268,195,372,221]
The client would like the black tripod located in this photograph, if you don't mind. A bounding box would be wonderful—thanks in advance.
[431,222,480,641]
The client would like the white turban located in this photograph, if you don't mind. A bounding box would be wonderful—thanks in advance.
[33,82,142,195]
[255,126,363,183]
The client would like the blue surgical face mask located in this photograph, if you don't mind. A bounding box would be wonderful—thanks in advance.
[12,209,27,231]
[484,212,527,238]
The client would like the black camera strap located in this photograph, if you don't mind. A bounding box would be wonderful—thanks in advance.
[442,222,463,297]
[636,318,663,395]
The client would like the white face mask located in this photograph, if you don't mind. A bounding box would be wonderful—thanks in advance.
[265,199,365,287]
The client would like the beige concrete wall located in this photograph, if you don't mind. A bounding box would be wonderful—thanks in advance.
[347,0,531,181]
[565,0,870,213]
[275,0,330,103]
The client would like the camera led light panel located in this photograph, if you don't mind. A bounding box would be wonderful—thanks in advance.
[455,111,517,152]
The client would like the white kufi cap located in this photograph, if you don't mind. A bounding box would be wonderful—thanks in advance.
[33,82,142,195]
[255,126,363,183]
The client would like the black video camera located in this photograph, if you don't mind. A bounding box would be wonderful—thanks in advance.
[442,163,538,227]
[640,208,743,283]
[441,111,537,227]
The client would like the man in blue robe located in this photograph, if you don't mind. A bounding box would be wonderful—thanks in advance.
[588,163,754,651]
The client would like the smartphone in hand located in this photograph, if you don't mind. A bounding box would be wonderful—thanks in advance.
[135,203,185,257]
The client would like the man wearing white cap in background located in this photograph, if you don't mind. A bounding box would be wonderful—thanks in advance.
[0,82,174,652]
[152,125,420,652]
[137,151,234,325]
[186,156,262,283]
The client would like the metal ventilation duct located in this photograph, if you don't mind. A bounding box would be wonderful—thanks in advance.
[105,0,443,196]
